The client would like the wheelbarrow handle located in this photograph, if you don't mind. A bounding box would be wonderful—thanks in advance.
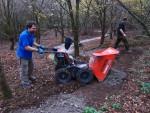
[43,47,58,53]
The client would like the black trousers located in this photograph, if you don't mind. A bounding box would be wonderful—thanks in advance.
[114,36,129,50]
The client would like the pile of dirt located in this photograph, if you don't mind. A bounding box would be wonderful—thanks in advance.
[104,68,127,86]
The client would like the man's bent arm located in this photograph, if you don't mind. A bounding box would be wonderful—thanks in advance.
[25,46,38,52]
[33,42,40,47]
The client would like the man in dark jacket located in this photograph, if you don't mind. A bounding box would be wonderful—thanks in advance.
[114,17,129,51]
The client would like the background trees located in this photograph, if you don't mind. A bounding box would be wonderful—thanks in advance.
[0,0,18,50]
[0,0,149,54]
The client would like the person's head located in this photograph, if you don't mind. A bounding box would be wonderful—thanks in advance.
[26,21,37,33]
[122,17,127,25]
[123,17,127,22]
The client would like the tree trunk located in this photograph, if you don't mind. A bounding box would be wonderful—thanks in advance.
[54,28,58,38]
[0,61,12,99]
[36,28,41,44]
[110,23,113,39]
[61,28,65,43]
[74,0,80,57]
[67,0,80,57]
[82,0,92,34]
[60,10,65,43]
[100,7,106,45]
[10,37,15,50]
[73,30,79,57]
[110,1,114,39]
[35,15,41,44]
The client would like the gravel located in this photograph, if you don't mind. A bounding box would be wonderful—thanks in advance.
[14,94,86,113]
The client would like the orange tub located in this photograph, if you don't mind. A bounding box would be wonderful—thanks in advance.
[89,47,119,81]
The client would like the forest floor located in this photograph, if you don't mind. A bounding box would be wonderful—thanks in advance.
[0,30,150,113]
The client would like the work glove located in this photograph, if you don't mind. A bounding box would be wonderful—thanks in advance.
[39,45,46,50]
[38,48,44,54]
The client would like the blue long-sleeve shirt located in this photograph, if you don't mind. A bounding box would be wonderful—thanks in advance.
[16,29,35,59]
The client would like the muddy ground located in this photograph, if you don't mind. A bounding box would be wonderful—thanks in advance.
[0,30,149,113]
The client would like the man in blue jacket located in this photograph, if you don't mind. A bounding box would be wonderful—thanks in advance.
[16,21,44,88]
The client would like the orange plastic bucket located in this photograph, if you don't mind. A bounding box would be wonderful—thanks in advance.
[89,47,119,81]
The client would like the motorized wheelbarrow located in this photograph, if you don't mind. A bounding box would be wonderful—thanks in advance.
[47,38,119,84]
